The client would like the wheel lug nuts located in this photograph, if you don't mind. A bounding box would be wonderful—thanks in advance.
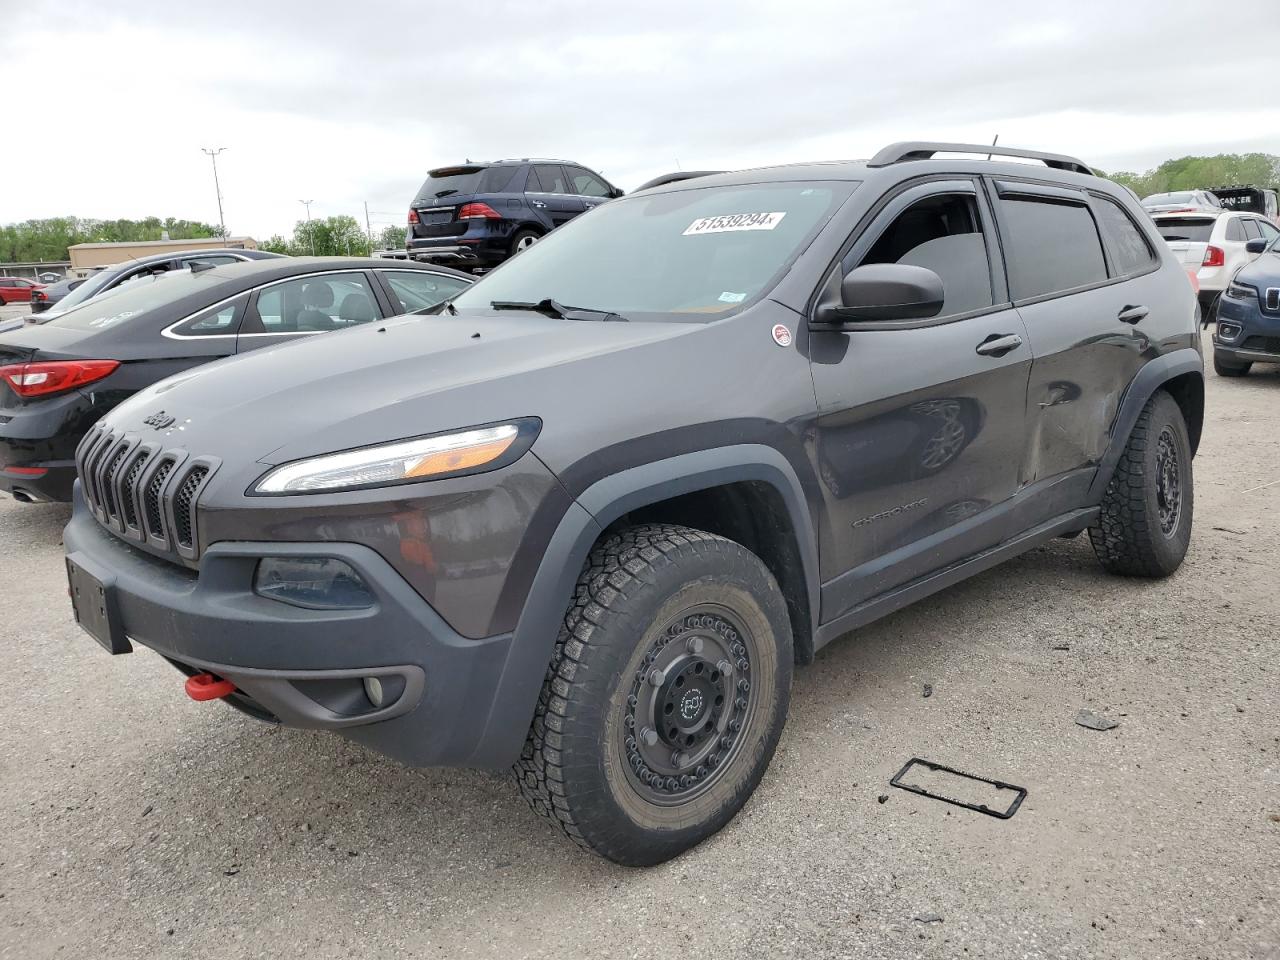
[671,751,685,767]
[648,668,665,687]
[627,694,638,708]
[735,697,747,711]
[686,635,704,655]
[696,765,708,778]
[680,775,694,788]
[721,736,733,749]
[624,714,635,729]
[736,658,749,673]
[729,719,742,732]
[708,753,720,766]
[717,659,733,676]
[640,727,659,747]
[625,736,637,752]
[737,679,750,693]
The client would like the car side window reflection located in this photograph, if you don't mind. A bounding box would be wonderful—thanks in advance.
[253,274,380,333]
[856,193,994,318]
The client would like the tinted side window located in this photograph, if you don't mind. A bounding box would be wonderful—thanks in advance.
[999,196,1107,300]
[251,273,379,333]
[567,167,611,197]
[171,295,247,337]
[184,255,240,267]
[1241,219,1261,241]
[858,192,993,318]
[380,270,472,313]
[1258,220,1280,241]
[1225,218,1246,242]
[1094,197,1156,276]
[530,164,569,194]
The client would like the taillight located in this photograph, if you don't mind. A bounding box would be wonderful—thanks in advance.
[458,202,502,220]
[407,208,419,225]
[1202,245,1225,268]
[33,290,47,301]
[0,359,120,398]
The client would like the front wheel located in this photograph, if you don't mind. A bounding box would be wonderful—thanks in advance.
[1213,354,1251,378]
[1089,390,1193,577]
[514,524,792,866]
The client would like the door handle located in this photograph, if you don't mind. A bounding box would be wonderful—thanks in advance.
[1117,305,1148,324]
[975,333,1023,357]
[531,200,547,209]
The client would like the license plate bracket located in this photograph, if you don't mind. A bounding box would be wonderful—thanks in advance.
[889,757,1026,819]
[66,553,131,655]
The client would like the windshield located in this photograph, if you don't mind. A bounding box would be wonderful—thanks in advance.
[1144,193,1195,206]
[45,268,116,315]
[452,181,853,320]
[414,165,514,202]
[1154,217,1215,242]
[44,269,230,331]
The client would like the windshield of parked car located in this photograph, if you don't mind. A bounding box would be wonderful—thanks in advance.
[43,269,230,331]
[43,268,116,315]
[1154,217,1215,242]
[1144,193,1193,205]
[452,181,853,321]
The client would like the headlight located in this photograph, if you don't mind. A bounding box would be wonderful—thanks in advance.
[253,420,536,494]
[1226,282,1256,302]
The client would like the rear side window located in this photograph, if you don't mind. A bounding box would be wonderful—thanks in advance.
[999,196,1107,300]
[529,164,569,194]
[170,296,247,337]
[380,271,472,313]
[250,273,380,333]
[1154,218,1214,242]
[1093,197,1156,276]
[1242,219,1261,241]
[1225,218,1246,242]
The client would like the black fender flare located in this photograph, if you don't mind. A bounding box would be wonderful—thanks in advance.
[467,444,820,769]
[1088,347,1203,503]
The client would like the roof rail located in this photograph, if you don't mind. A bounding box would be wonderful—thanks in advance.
[634,171,725,192]
[867,141,1094,176]
[493,157,575,165]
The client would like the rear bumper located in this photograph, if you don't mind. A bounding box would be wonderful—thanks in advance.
[0,462,76,501]
[62,489,525,769]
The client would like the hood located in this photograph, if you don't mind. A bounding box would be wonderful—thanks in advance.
[103,311,698,466]
[1235,251,1280,287]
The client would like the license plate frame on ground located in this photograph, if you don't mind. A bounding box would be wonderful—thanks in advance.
[66,553,130,655]
[890,757,1027,819]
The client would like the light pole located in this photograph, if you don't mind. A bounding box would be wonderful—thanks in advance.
[298,199,315,255]
[201,147,228,244]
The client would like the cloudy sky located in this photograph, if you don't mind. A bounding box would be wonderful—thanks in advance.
[2,0,1278,242]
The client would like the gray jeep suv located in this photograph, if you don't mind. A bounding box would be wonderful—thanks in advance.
[63,142,1203,866]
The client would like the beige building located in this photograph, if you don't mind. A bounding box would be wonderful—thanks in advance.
[67,236,258,276]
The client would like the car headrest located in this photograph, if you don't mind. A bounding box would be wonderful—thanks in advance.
[302,282,334,309]
[338,293,375,323]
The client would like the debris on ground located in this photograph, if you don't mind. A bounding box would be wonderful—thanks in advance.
[913,913,944,924]
[877,794,889,804]
[1052,643,1070,651]
[1075,709,1120,731]
[923,683,933,698]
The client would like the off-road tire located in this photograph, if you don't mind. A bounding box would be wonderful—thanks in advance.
[514,523,792,866]
[1213,355,1251,377]
[1089,390,1193,577]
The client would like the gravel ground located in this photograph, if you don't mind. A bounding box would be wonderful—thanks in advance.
[1,333,1277,960]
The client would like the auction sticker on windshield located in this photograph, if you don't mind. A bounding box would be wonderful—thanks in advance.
[683,212,786,235]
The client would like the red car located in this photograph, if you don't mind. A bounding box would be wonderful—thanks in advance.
[0,277,45,304]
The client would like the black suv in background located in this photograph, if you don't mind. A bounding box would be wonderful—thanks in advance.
[406,159,622,269]
[65,142,1202,867]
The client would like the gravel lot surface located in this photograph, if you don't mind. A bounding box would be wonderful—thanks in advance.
[1,333,1277,959]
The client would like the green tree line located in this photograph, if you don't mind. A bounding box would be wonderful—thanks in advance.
[0,216,225,263]
[260,215,375,257]
[1102,152,1280,197]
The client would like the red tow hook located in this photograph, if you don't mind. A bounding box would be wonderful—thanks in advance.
[185,672,236,701]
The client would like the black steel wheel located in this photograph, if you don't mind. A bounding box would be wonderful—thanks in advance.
[515,524,792,866]
[1090,390,1193,577]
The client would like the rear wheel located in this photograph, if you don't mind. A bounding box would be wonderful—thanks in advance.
[1089,390,1193,577]
[514,524,792,866]
[510,229,540,257]
[1213,354,1251,377]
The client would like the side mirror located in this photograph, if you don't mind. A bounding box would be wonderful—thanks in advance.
[819,263,945,323]
[610,186,625,199]
[1245,238,1268,255]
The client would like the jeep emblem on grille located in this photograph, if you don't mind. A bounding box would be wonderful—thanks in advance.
[143,411,176,429]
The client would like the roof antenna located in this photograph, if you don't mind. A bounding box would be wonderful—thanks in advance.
[987,134,999,160]
[675,158,682,170]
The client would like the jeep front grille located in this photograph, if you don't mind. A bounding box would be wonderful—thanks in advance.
[74,425,220,564]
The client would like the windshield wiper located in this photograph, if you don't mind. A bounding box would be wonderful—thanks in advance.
[489,298,628,322]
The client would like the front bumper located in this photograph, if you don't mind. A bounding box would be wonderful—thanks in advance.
[63,490,521,769]
[1214,288,1280,363]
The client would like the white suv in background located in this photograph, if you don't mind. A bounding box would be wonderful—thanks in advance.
[1153,210,1279,319]
[1141,190,1223,215]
